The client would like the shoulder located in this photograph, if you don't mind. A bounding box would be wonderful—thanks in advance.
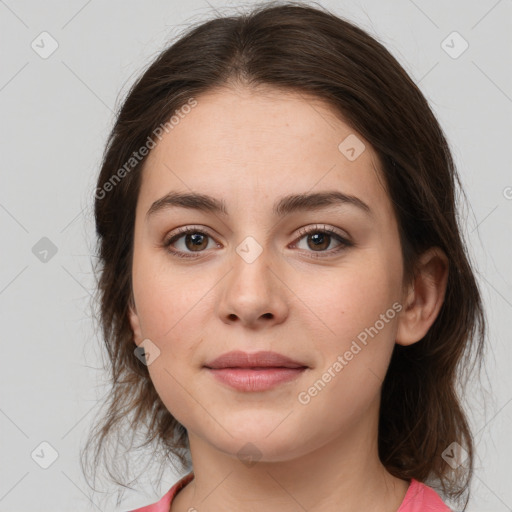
[127,472,195,512]
[397,478,452,512]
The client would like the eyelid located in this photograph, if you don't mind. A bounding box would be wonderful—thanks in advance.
[294,224,350,243]
[164,224,349,243]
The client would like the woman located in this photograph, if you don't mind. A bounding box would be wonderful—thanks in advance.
[83,3,486,511]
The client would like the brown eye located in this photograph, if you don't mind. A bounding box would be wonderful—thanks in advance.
[293,225,352,259]
[163,224,352,260]
[305,232,331,251]
[183,232,209,251]
[164,227,218,259]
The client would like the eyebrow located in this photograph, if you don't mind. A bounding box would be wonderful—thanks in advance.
[145,190,372,221]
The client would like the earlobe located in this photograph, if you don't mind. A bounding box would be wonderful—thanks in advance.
[395,247,449,347]
[128,298,143,346]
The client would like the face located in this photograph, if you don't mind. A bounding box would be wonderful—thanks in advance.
[128,86,406,462]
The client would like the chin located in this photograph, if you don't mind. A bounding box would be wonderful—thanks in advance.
[207,422,316,464]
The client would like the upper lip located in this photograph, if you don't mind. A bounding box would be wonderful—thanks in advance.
[204,350,308,369]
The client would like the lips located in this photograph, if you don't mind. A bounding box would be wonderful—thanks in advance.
[204,351,308,392]
[204,350,307,369]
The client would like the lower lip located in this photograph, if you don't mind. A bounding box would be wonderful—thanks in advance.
[206,367,307,392]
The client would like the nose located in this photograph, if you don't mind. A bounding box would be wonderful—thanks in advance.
[216,242,289,329]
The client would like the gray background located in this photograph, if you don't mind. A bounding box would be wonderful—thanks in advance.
[1,0,511,510]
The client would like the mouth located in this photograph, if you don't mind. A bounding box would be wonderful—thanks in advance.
[205,366,308,392]
[204,350,307,369]
[203,350,309,392]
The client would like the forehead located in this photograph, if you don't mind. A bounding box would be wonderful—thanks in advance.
[137,86,392,220]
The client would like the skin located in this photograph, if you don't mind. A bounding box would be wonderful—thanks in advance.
[128,85,449,512]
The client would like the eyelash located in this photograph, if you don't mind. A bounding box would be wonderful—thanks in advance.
[162,224,353,260]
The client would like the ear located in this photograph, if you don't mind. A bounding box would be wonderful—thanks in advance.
[396,246,449,346]
[128,296,144,346]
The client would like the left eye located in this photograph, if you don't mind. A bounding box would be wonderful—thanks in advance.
[163,224,352,259]
[291,225,352,257]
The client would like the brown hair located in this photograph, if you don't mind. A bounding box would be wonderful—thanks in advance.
[82,1,486,509]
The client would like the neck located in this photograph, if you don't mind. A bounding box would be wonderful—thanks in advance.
[171,398,410,512]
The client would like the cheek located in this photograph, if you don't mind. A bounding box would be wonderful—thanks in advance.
[297,277,399,427]
[135,267,207,426]
[299,256,401,385]
[132,253,212,380]
[303,261,400,337]
[132,251,213,340]
[147,360,199,430]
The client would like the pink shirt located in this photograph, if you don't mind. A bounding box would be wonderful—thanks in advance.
[129,472,452,511]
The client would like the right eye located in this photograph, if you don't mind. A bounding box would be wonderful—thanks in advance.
[163,226,220,259]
